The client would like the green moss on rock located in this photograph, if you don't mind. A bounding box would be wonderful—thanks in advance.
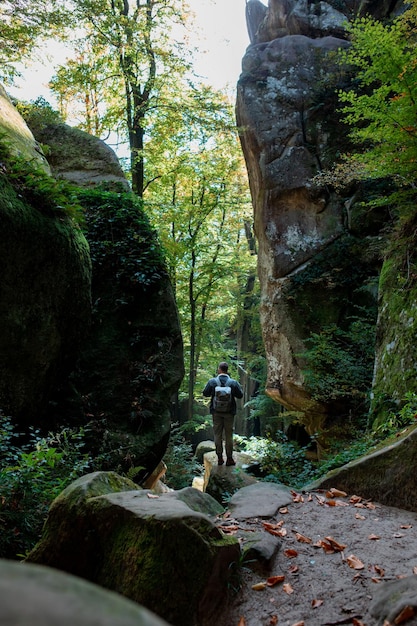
[0,173,91,424]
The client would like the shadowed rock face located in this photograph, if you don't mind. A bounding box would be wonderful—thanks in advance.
[0,89,183,480]
[236,0,402,445]
[27,472,238,626]
[0,87,92,425]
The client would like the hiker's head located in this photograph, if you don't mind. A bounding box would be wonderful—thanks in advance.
[218,362,228,374]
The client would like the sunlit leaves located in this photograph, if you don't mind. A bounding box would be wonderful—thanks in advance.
[337,9,417,192]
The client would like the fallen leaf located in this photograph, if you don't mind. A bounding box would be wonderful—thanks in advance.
[290,490,304,503]
[269,616,278,626]
[394,605,416,624]
[352,619,366,626]
[350,495,362,504]
[263,520,284,529]
[326,499,337,507]
[400,524,412,529]
[368,534,381,540]
[294,532,312,544]
[307,493,313,501]
[355,513,366,520]
[284,549,298,558]
[279,506,289,514]
[288,564,299,574]
[393,533,404,538]
[283,582,294,594]
[291,622,304,626]
[329,487,347,497]
[413,566,417,574]
[371,577,382,583]
[370,564,385,577]
[347,554,365,570]
[315,494,326,506]
[221,525,240,534]
[354,502,366,508]
[311,598,324,608]
[252,582,267,591]
[324,536,347,552]
[266,575,285,586]
[223,511,231,519]
[237,617,246,626]
[146,493,159,499]
[263,522,287,537]
[314,539,335,553]
[366,502,376,510]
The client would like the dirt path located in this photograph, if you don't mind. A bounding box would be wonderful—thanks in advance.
[216,488,417,626]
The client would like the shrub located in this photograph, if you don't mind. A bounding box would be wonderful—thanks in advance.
[163,425,203,490]
[0,415,91,559]
[235,433,316,489]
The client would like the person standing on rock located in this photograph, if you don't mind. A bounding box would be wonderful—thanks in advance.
[203,362,243,466]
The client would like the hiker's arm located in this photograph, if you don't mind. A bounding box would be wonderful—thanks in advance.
[202,381,213,397]
[233,381,243,399]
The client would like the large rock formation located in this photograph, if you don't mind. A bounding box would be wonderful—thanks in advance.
[0,559,170,626]
[34,122,130,190]
[0,87,92,425]
[236,0,404,448]
[309,424,417,512]
[27,472,239,626]
[0,91,184,481]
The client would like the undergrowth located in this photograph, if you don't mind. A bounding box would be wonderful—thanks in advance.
[0,415,91,559]
[236,392,417,489]
[0,135,84,223]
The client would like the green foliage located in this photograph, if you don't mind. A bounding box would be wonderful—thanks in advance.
[163,425,203,490]
[78,187,165,288]
[0,415,91,559]
[0,0,70,83]
[235,433,316,489]
[244,392,279,423]
[333,9,417,206]
[300,311,376,404]
[0,136,84,223]
[15,97,63,137]
[373,392,417,437]
[315,434,374,476]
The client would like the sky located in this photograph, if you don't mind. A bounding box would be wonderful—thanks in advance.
[8,0,259,105]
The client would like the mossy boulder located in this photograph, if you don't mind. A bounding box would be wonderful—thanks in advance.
[32,122,130,191]
[0,559,170,626]
[27,472,239,626]
[20,100,184,477]
[0,87,92,424]
[70,189,184,479]
[0,85,49,172]
[306,424,417,512]
[371,215,417,424]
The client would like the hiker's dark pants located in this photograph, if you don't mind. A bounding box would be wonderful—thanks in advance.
[212,412,234,460]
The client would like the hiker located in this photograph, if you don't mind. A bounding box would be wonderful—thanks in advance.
[203,361,243,466]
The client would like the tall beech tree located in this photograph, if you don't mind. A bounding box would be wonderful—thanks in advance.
[144,87,255,417]
[52,0,193,196]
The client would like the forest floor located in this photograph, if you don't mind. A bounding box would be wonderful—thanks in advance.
[215,487,417,626]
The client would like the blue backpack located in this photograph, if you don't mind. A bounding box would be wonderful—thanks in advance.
[213,376,232,413]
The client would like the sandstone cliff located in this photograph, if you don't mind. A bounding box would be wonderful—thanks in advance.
[237,0,405,449]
